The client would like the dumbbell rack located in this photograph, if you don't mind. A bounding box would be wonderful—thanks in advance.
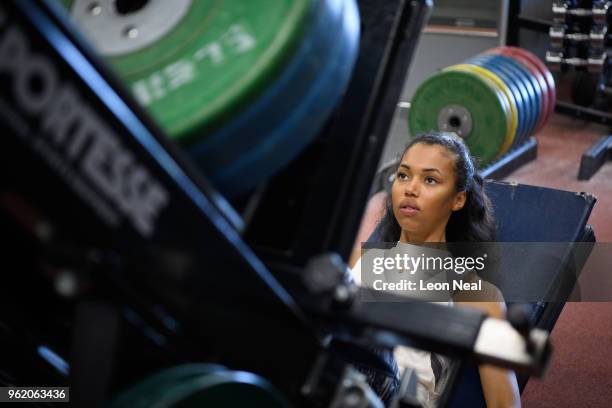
[549,0,612,179]
[506,0,612,180]
[0,0,552,407]
[547,0,608,74]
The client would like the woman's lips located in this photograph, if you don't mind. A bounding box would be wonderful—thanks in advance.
[399,205,420,216]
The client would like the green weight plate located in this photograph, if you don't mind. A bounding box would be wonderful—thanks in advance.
[186,0,361,196]
[158,370,289,407]
[409,70,509,166]
[106,366,288,408]
[60,0,312,144]
[106,364,225,408]
[448,64,517,156]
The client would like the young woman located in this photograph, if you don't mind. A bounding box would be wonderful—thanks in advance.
[350,131,520,407]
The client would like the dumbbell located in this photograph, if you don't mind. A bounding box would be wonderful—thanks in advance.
[549,26,608,49]
[553,0,611,23]
[545,51,605,73]
[593,0,612,24]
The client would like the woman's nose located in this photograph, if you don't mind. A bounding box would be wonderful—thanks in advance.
[404,178,418,196]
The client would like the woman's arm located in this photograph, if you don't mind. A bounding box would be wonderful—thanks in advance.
[455,288,522,408]
[478,362,521,408]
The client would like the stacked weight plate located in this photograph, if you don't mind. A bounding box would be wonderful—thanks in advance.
[60,0,360,196]
[105,364,288,407]
[409,46,556,167]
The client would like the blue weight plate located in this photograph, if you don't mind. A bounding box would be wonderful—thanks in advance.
[188,0,360,197]
[485,54,543,143]
[466,56,531,146]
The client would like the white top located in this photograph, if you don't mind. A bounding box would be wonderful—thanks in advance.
[350,245,453,408]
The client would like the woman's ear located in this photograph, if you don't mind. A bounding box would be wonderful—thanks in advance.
[452,191,467,211]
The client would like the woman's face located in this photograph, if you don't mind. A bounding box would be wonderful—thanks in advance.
[391,143,467,242]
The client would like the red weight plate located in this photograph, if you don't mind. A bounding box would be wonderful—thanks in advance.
[492,47,556,133]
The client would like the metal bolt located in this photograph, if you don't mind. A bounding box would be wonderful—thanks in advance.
[34,222,53,242]
[334,284,350,303]
[123,25,139,39]
[343,386,365,407]
[88,2,101,15]
[55,270,77,297]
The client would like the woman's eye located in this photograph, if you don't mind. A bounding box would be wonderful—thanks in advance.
[425,177,438,184]
[397,172,408,180]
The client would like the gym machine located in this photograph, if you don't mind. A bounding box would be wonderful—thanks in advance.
[0,0,560,406]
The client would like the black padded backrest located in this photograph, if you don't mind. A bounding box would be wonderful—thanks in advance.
[483,181,596,305]
[484,180,596,242]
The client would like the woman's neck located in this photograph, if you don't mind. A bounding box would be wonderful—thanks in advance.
[400,229,446,243]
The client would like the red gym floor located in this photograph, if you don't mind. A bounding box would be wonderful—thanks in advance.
[501,113,612,407]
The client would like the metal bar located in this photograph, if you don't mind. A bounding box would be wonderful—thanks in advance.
[304,299,551,376]
[506,0,521,45]
[555,100,612,125]
[424,25,499,38]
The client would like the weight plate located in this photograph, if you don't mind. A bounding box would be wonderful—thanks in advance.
[157,370,288,407]
[106,364,225,408]
[61,0,313,142]
[487,47,555,133]
[505,47,556,116]
[409,70,509,166]
[483,47,548,134]
[494,55,544,137]
[189,0,360,196]
[106,365,288,408]
[465,56,531,147]
[469,54,542,146]
[447,64,517,156]
[490,54,543,143]
[492,48,551,134]
[481,56,536,144]
[514,47,554,133]
[61,0,361,197]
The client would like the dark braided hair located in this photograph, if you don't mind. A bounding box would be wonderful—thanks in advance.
[377,131,496,243]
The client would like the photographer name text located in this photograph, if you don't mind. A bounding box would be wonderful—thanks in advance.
[371,279,481,292]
